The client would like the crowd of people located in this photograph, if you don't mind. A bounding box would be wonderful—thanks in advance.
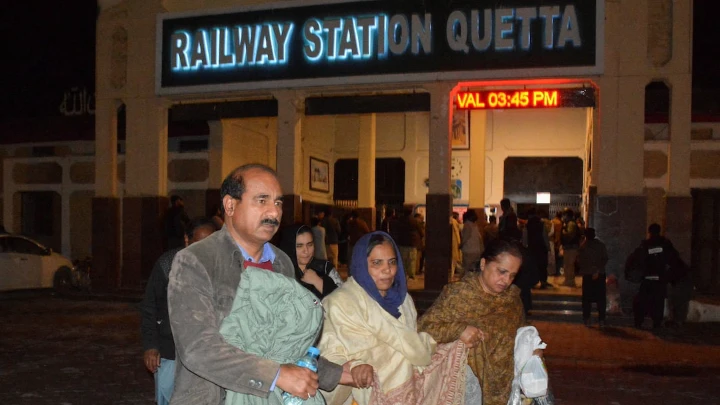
[139,164,690,405]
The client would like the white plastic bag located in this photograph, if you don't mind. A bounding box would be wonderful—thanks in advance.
[520,355,548,398]
[508,326,549,405]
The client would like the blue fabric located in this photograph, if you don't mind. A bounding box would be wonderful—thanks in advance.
[155,358,176,405]
[237,242,276,264]
[350,231,407,318]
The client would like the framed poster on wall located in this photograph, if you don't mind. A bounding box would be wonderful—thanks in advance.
[451,107,470,150]
[309,157,330,193]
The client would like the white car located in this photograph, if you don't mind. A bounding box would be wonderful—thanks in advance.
[0,234,75,292]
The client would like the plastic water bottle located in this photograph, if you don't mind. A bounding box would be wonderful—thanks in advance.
[282,347,320,405]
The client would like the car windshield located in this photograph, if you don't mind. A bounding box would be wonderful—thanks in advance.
[0,236,47,255]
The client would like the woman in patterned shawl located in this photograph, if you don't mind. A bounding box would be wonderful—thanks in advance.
[318,231,468,405]
[418,239,527,405]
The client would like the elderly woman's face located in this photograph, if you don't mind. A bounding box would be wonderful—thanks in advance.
[479,252,521,295]
[367,241,398,297]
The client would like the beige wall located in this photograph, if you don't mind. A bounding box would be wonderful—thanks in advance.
[483,108,589,205]
[327,112,433,205]
[208,118,277,189]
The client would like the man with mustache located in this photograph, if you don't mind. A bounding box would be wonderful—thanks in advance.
[168,164,360,405]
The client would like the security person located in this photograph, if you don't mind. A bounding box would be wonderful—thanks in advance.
[630,223,680,329]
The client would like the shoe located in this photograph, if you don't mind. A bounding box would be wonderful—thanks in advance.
[583,318,591,327]
[598,320,606,328]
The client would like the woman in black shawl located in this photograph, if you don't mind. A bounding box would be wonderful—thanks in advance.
[279,224,343,299]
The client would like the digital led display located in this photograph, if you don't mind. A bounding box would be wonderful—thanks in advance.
[455,88,595,109]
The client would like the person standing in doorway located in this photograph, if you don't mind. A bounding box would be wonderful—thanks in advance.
[560,208,581,287]
[310,217,328,260]
[576,228,609,327]
[483,215,499,250]
[164,195,190,249]
[414,212,426,275]
[321,207,341,269]
[499,198,521,242]
[460,210,484,276]
[346,210,370,269]
[551,211,563,276]
[526,207,551,289]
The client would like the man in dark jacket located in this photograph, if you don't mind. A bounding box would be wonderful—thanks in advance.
[576,228,609,327]
[526,207,550,289]
[628,223,681,329]
[164,195,190,249]
[141,217,217,405]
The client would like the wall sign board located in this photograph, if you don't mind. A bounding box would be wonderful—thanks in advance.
[157,0,603,95]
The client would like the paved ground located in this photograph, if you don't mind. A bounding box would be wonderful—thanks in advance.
[2,291,719,404]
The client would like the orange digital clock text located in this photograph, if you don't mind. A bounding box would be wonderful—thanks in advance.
[456,90,560,109]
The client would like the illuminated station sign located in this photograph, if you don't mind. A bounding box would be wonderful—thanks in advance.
[158,0,601,93]
[456,88,595,109]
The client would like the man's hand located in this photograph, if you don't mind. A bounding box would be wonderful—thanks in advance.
[276,364,319,399]
[459,325,485,349]
[350,364,374,388]
[143,349,161,373]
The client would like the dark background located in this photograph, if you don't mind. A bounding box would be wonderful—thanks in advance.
[0,0,718,124]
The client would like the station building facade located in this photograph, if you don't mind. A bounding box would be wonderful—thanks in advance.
[4,0,716,293]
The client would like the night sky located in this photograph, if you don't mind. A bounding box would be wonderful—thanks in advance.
[0,0,718,121]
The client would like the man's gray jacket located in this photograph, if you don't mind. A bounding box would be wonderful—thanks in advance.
[168,226,342,405]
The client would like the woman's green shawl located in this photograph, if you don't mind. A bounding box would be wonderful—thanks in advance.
[219,267,325,405]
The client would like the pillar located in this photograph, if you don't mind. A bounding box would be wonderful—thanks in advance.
[664,85,693,264]
[468,110,487,217]
[91,97,121,292]
[121,97,168,290]
[424,83,455,291]
[206,117,279,215]
[275,91,304,226]
[591,76,647,311]
[357,114,377,229]
[591,77,647,278]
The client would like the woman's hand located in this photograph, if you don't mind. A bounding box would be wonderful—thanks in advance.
[301,269,324,292]
[350,364,374,388]
[459,325,485,348]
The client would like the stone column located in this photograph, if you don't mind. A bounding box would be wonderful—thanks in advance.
[122,97,169,290]
[468,110,487,216]
[92,97,121,292]
[424,83,455,291]
[665,76,693,264]
[591,76,648,275]
[591,77,647,311]
[357,114,377,229]
[275,91,304,226]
